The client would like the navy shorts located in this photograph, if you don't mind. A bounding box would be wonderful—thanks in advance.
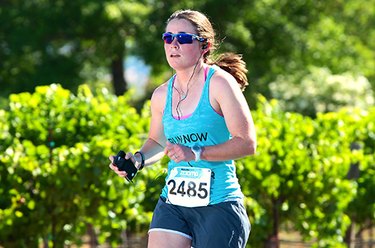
[149,197,251,248]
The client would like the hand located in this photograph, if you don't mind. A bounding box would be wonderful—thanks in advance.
[108,152,142,178]
[164,141,195,163]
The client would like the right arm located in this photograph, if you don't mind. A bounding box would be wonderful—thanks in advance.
[136,83,168,166]
[109,83,168,175]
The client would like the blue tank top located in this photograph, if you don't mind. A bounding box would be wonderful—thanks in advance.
[161,66,244,205]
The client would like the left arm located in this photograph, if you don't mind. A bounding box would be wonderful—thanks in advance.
[165,71,256,162]
[200,72,256,161]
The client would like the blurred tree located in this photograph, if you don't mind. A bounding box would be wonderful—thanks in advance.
[0,0,374,112]
[0,0,151,96]
[269,67,375,117]
[132,0,374,110]
[230,0,374,105]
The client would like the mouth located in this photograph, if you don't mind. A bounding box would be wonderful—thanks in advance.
[170,54,181,58]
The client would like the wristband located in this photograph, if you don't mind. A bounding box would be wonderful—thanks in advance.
[134,151,145,171]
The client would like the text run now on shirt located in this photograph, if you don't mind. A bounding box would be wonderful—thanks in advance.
[168,132,208,144]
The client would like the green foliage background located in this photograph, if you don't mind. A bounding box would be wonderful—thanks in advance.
[0,85,373,247]
[0,0,374,247]
[1,0,374,104]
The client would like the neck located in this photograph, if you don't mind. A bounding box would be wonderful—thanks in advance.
[175,62,205,89]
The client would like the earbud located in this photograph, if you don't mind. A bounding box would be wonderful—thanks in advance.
[199,37,209,50]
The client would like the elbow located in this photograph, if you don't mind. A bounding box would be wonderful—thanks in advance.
[251,144,257,155]
[234,135,257,157]
[245,138,257,156]
[247,142,256,155]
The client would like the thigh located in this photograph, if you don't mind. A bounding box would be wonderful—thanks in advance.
[149,197,193,247]
[190,201,251,248]
[148,230,191,248]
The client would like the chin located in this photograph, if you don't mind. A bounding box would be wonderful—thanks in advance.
[167,61,184,70]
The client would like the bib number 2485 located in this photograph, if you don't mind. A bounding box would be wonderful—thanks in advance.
[168,180,208,199]
[167,167,211,207]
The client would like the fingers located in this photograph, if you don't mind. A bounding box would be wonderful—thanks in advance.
[125,152,133,160]
[170,153,181,163]
[165,142,188,163]
[108,155,114,163]
[108,155,128,178]
[164,142,176,161]
[108,155,116,170]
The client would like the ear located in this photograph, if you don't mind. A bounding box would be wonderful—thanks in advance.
[201,42,210,50]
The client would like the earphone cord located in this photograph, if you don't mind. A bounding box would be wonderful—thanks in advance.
[174,54,203,119]
[174,63,196,119]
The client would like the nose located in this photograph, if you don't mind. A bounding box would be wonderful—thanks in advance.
[170,38,179,49]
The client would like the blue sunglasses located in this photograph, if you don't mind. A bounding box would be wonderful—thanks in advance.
[162,32,206,44]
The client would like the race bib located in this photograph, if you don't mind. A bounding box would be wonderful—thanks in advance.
[167,167,211,207]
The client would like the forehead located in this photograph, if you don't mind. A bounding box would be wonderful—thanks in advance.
[166,18,196,34]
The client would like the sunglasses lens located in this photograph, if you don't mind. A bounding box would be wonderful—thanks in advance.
[162,33,173,44]
[176,34,193,44]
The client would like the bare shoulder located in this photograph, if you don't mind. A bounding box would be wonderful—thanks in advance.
[150,81,169,113]
[210,67,243,99]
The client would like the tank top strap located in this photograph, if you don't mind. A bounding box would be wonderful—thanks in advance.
[165,74,176,116]
[200,65,217,107]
